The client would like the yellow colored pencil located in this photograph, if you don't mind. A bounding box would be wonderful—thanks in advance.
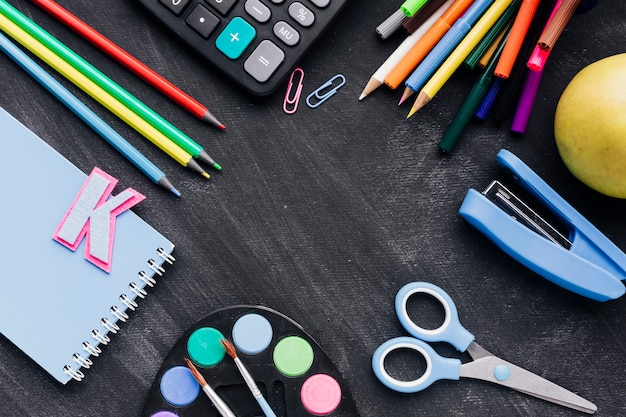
[0,13,210,179]
[408,0,514,118]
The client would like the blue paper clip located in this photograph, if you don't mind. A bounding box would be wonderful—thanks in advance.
[306,74,346,108]
[459,149,626,301]
[283,68,304,114]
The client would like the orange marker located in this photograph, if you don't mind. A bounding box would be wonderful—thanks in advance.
[494,0,541,78]
[384,0,475,90]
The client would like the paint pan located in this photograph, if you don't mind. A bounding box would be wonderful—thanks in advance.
[141,305,359,417]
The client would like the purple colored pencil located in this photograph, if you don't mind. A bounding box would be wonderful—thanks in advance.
[511,68,544,134]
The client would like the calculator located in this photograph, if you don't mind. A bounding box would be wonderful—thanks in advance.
[136,0,350,96]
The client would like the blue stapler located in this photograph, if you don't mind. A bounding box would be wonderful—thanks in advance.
[459,149,626,301]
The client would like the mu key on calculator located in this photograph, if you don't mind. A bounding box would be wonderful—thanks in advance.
[137,0,349,96]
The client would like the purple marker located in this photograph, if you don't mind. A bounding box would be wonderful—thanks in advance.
[511,69,544,134]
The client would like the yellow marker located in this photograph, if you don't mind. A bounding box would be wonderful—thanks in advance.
[408,0,515,118]
[0,13,210,179]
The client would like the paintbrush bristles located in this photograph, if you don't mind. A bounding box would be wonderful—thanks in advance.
[184,357,207,386]
[220,338,238,359]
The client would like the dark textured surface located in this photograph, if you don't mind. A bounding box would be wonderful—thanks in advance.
[0,1,625,416]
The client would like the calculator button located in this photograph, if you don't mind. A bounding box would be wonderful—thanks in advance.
[245,0,271,23]
[216,17,256,59]
[186,5,220,38]
[273,21,300,46]
[244,40,285,82]
[159,0,191,16]
[269,0,285,3]
[289,2,315,27]
[205,0,238,16]
[309,0,330,7]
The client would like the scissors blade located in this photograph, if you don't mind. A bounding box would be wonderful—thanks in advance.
[460,345,597,414]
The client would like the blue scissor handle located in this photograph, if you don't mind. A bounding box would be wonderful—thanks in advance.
[372,337,461,393]
[395,282,474,352]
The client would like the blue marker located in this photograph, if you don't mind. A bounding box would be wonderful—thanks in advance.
[400,0,495,104]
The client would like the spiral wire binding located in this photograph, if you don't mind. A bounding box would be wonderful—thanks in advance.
[62,247,175,382]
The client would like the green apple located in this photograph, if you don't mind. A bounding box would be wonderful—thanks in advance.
[554,53,626,198]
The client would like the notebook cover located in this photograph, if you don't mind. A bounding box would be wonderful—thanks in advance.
[0,107,175,384]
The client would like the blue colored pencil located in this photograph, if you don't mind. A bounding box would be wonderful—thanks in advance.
[0,31,180,197]
[400,0,495,104]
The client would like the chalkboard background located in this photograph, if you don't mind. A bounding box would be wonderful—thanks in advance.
[0,1,625,416]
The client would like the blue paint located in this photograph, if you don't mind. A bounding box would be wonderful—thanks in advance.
[159,366,200,406]
[232,313,273,354]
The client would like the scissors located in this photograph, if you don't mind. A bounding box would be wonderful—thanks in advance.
[372,282,597,414]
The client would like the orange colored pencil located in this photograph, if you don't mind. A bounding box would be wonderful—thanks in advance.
[384,0,475,90]
[494,0,541,78]
[31,0,225,129]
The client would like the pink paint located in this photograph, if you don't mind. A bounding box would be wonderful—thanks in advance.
[300,374,342,416]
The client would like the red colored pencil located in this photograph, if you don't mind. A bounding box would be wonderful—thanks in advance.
[31,0,226,129]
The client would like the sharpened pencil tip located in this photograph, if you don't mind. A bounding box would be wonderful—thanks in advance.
[201,110,225,130]
[213,162,222,171]
[399,88,414,106]
[410,91,431,115]
[171,188,181,197]
[202,172,211,179]
[360,77,382,101]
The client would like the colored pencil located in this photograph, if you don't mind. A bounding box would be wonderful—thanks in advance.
[0,0,221,171]
[400,0,495,105]
[494,0,541,78]
[0,13,211,179]
[383,0,474,90]
[30,0,225,129]
[359,0,454,100]
[0,31,180,196]
[438,28,511,152]
[407,0,516,118]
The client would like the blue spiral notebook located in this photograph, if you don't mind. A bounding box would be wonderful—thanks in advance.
[0,107,175,384]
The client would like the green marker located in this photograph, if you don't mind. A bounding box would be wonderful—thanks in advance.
[438,27,512,153]
[0,0,221,171]
[400,0,429,17]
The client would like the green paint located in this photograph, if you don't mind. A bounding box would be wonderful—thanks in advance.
[273,336,314,377]
[187,327,225,367]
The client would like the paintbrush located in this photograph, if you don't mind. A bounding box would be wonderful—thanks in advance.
[184,358,236,417]
[221,339,277,417]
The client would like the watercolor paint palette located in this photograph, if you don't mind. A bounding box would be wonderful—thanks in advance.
[141,306,360,417]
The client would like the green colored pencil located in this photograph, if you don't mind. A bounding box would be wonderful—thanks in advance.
[0,0,221,170]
